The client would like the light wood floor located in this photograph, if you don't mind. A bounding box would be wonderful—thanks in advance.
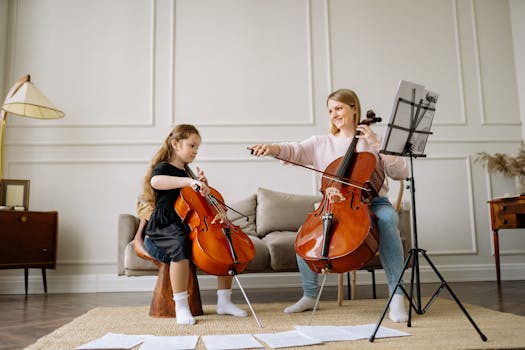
[1,280,524,350]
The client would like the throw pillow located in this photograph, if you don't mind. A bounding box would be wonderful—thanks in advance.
[256,187,321,237]
[226,194,257,236]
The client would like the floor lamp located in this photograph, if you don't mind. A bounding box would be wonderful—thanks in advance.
[0,74,65,179]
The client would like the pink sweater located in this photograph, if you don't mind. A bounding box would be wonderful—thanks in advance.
[278,134,408,197]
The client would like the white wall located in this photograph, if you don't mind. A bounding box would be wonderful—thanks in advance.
[0,0,524,294]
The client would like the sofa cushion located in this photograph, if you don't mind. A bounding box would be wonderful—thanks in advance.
[124,242,158,276]
[256,187,321,237]
[262,231,299,271]
[226,194,257,236]
[243,236,271,272]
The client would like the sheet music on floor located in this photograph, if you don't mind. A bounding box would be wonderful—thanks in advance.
[74,324,409,350]
[253,330,323,348]
[139,335,199,350]
[338,324,410,339]
[294,326,359,341]
[75,333,148,349]
[294,324,410,342]
[200,334,263,350]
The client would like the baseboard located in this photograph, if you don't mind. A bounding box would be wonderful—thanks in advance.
[1,263,524,294]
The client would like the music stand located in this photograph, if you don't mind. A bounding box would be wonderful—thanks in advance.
[369,80,487,342]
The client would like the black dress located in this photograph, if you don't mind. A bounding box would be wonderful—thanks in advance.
[145,162,192,262]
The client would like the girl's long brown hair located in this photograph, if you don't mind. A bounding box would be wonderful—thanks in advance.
[327,89,361,135]
[138,124,200,218]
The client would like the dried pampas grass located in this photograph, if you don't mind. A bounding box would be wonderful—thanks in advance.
[475,141,525,177]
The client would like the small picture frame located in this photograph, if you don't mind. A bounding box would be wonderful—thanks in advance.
[0,179,30,211]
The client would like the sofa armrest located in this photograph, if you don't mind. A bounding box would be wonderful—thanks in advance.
[118,214,139,275]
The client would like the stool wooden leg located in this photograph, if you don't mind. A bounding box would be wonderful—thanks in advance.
[188,264,203,316]
[150,263,175,317]
[149,262,203,318]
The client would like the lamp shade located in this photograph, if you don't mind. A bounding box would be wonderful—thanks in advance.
[2,81,64,119]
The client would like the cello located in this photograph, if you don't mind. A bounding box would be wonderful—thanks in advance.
[174,164,263,327]
[295,112,383,274]
[175,164,255,276]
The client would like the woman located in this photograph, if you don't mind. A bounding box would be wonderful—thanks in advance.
[249,89,409,323]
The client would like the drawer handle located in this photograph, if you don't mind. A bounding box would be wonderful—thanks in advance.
[502,219,508,224]
[501,206,507,211]
[19,215,28,223]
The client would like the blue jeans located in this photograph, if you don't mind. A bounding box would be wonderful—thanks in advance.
[298,196,405,298]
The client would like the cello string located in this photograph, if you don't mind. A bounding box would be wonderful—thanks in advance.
[321,174,370,191]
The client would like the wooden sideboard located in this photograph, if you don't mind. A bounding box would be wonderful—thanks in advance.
[488,195,525,284]
[0,210,58,294]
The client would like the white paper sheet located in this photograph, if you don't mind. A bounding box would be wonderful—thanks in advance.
[254,330,323,348]
[201,334,263,350]
[76,333,148,349]
[294,325,358,341]
[138,335,199,350]
[339,324,410,340]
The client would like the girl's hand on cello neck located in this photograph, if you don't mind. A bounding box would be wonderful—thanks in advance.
[249,144,281,157]
[193,166,210,197]
[196,166,208,185]
[189,177,210,196]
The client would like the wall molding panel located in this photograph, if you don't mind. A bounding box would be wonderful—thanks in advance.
[0,0,523,292]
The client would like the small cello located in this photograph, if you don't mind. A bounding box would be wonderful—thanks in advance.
[174,164,263,327]
[295,112,382,274]
[175,165,255,276]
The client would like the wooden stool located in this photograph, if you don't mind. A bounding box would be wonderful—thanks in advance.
[133,219,203,317]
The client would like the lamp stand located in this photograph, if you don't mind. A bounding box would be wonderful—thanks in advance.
[0,74,31,179]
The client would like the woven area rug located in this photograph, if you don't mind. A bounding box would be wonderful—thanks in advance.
[25,298,525,350]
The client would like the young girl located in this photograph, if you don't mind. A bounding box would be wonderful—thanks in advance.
[142,124,247,325]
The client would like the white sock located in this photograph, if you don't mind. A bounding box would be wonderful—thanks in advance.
[173,291,195,325]
[389,293,408,323]
[216,289,247,317]
[284,296,316,313]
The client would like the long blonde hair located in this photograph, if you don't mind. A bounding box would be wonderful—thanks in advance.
[327,89,361,135]
[139,124,201,215]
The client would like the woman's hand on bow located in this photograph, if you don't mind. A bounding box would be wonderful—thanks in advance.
[249,144,281,157]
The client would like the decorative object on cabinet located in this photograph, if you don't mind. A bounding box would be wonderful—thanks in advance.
[0,74,64,178]
[0,210,58,294]
[0,178,30,210]
[475,142,525,195]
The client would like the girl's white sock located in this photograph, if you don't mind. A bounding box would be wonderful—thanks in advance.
[173,291,195,325]
[216,289,247,317]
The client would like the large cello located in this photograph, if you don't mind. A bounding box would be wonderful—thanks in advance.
[174,164,263,327]
[295,112,383,274]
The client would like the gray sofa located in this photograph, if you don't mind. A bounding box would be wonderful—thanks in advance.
[117,187,411,279]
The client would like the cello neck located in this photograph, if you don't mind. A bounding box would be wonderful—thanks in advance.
[184,163,197,179]
[335,110,381,179]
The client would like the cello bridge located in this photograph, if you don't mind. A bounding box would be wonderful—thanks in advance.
[325,186,346,204]
[211,213,227,224]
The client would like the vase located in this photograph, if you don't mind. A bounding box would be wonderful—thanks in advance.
[515,175,525,196]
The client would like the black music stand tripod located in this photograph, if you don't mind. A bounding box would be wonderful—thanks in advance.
[368,81,486,342]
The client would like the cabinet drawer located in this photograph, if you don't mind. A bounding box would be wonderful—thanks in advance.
[0,211,58,268]
[494,214,518,229]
